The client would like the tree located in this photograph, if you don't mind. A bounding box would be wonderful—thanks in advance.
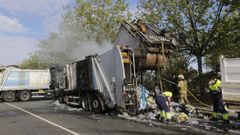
[138,0,240,96]
[205,9,240,71]
[75,0,131,43]
[138,0,238,74]
[19,53,48,69]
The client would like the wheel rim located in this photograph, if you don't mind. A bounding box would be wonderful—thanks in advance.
[4,92,15,101]
[20,91,30,100]
[92,99,99,109]
[82,98,88,109]
[6,93,13,100]
[22,93,30,99]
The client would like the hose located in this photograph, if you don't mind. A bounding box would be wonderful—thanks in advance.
[159,78,211,108]
[186,89,211,108]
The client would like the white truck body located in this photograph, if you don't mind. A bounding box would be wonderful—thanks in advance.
[0,68,50,91]
[220,56,240,104]
[0,67,52,101]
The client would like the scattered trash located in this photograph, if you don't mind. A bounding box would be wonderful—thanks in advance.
[148,123,153,127]
[176,112,189,123]
[89,115,103,121]
[137,114,146,120]
[147,112,156,120]
[204,125,211,130]
[203,123,212,130]
[197,113,204,119]
[127,123,134,128]
[105,113,110,117]
[228,130,240,135]
[189,120,199,125]
[52,100,83,112]
[137,84,149,111]
[52,95,239,134]
[216,129,224,132]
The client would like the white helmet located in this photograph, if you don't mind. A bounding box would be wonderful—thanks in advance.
[178,74,184,79]
[209,79,216,85]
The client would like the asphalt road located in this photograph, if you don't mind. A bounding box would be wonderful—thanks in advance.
[0,100,220,135]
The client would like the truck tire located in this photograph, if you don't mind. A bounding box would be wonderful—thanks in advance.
[81,96,89,111]
[3,91,16,102]
[19,91,31,101]
[91,95,103,113]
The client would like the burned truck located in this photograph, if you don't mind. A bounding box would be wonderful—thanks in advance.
[51,20,177,114]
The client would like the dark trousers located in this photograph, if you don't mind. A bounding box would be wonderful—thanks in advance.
[211,92,227,113]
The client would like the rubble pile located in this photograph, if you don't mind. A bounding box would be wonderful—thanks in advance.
[136,84,195,123]
[51,84,240,134]
[133,84,240,133]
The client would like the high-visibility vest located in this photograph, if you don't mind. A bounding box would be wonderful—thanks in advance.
[209,79,221,91]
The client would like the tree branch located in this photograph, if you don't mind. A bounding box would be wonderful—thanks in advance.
[185,0,201,49]
[203,3,224,47]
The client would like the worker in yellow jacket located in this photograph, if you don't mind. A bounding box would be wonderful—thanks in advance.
[155,91,173,123]
[177,75,190,104]
[209,77,229,123]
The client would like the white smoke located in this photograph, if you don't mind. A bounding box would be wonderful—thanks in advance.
[37,11,113,66]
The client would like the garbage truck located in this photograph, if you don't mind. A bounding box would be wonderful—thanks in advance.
[220,56,240,106]
[51,20,178,114]
[0,66,52,102]
[220,56,240,119]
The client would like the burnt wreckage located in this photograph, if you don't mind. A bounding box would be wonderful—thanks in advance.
[50,20,178,114]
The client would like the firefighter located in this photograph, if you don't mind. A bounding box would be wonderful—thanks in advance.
[155,91,173,123]
[177,75,190,104]
[209,76,229,123]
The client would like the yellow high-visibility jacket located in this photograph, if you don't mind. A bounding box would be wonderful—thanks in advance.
[209,79,221,91]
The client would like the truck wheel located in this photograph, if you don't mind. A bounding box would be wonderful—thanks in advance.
[19,91,31,101]
[81,96,89,111]
[91,95,103,113]
[3,91,16,102]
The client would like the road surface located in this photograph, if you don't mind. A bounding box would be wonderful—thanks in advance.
[0,100,221,135]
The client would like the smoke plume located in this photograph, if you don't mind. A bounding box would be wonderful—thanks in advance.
[36,11,112,66]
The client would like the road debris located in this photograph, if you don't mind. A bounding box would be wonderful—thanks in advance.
[52,99,240,134]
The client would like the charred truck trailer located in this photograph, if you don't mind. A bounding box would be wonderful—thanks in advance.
[0,66,52,102]
[51,20,177,113]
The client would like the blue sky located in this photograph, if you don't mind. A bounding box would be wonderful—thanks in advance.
[0,0,74,66]
[0,0,139,66]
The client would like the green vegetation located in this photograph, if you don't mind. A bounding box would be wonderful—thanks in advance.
[75,0,131,43]
[138,0,239,74]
